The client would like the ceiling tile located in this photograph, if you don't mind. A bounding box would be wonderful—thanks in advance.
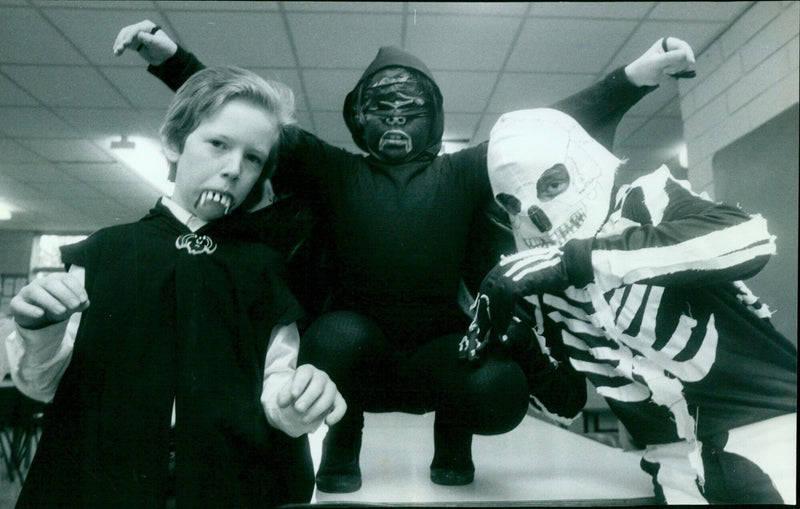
[435,71,498,113]
[507,18,638,74]
[250,67,305,110]
[0,2,762,234]
[87,181,159,207]
[164,11,294,67]
[54,107,161,138]
[441,113,482,142]
[70,198,146,226]
[28,177,109,200]
[0,161,66,183]
[311,111,356,145]
[288,13,403,69]
[285,2,402,13]
[473,112,504,143]
[4,64,128,107]
[530,2,655,19]
[33,1,158,9]
[487,72,595,113]
[0,107,81,137]
[100,66,176,108]
[0,139,48,163]
[157,1,278,11]
[409,2,529,16]
[0,71,38,105]
[405,14,520,71]
[0,175,40,205]
[648,2,752,22]
[0,6,89,64]
[301,69,362,111]
[58,161,143,184]
[604,20,727,73]
[42,7,171,67]
[17,139,115,163]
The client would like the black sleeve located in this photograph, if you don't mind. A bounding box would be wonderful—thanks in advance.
[551,67,657,151]
[513,302,587,421]
[270,126,359,200]
[147,45,206,92]
[449,143,516,297]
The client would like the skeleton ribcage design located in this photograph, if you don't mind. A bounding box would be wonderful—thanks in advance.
[536,283,719,439]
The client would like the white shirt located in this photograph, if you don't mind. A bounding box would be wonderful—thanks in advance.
[4,197,313,437]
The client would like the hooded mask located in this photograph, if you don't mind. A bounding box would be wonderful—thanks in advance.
[343,46,444,163]
[487,108,621,251]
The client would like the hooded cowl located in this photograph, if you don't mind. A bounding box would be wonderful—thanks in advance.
[343,46,444,161]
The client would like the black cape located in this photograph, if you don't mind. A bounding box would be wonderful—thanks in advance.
[17,202,312,509]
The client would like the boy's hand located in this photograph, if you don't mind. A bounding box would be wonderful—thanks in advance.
[276,364,347,434]
[112,20,178,66]
[10,272,89,330]
[625,36,696,87]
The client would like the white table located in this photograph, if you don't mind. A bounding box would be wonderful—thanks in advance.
[310,411,654,506]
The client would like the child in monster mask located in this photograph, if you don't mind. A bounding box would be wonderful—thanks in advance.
[462,108,797,504]
[5,66,346,508]
[113,22,697,493]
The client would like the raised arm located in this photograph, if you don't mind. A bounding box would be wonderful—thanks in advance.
[552,37,696,150]
[113,20,200,91]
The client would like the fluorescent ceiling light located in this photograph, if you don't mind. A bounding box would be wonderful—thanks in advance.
[678,143,689,168]
[107,135,174,196]
[441,139,470,154]
[0,200,14,220]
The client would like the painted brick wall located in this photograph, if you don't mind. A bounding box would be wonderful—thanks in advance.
[678,1,799,195]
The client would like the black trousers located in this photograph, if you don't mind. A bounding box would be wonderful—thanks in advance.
[298,308,529,438]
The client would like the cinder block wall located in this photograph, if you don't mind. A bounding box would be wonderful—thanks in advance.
[678,1,799,196]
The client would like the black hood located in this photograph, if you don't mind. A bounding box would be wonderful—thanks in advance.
[343,46,444,162]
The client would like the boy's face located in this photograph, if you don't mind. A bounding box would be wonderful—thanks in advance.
[165,99,278,221]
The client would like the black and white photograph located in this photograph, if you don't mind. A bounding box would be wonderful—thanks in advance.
[1,1,797,507]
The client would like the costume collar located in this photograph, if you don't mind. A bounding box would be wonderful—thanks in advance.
[162,196,207,232]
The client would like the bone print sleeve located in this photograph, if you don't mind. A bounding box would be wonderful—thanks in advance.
[588,166,776,291]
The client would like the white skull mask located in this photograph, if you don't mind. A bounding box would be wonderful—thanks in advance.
[487,108,620,250]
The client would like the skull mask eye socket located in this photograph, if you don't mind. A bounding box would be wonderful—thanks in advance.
[495,193,521,216]
[536,163,570,201]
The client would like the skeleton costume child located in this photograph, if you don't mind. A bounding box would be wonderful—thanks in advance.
[463,108,797,504]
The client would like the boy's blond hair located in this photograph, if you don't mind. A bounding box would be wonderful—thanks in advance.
[160,65,296,182]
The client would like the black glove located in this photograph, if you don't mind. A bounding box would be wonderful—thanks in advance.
[458,246,572,364]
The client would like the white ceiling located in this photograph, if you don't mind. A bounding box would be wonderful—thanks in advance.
[0,1,753,232]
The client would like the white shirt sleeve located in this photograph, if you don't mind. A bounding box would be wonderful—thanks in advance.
[5,266,84,403]
[260,321,309,437]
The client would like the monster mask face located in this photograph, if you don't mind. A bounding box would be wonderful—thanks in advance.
[487,108,621,250]
[359,67,435,163]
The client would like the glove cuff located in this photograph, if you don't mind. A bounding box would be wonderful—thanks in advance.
[563,238,594,288]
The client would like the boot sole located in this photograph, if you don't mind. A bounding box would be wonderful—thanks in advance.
[315,474,363,493]
[430,468,475,486]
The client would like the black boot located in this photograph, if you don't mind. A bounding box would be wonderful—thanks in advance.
[315,415,363,493]
[429,423,475,486]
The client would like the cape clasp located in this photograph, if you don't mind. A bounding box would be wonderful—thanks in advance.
[175,233,217,255]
